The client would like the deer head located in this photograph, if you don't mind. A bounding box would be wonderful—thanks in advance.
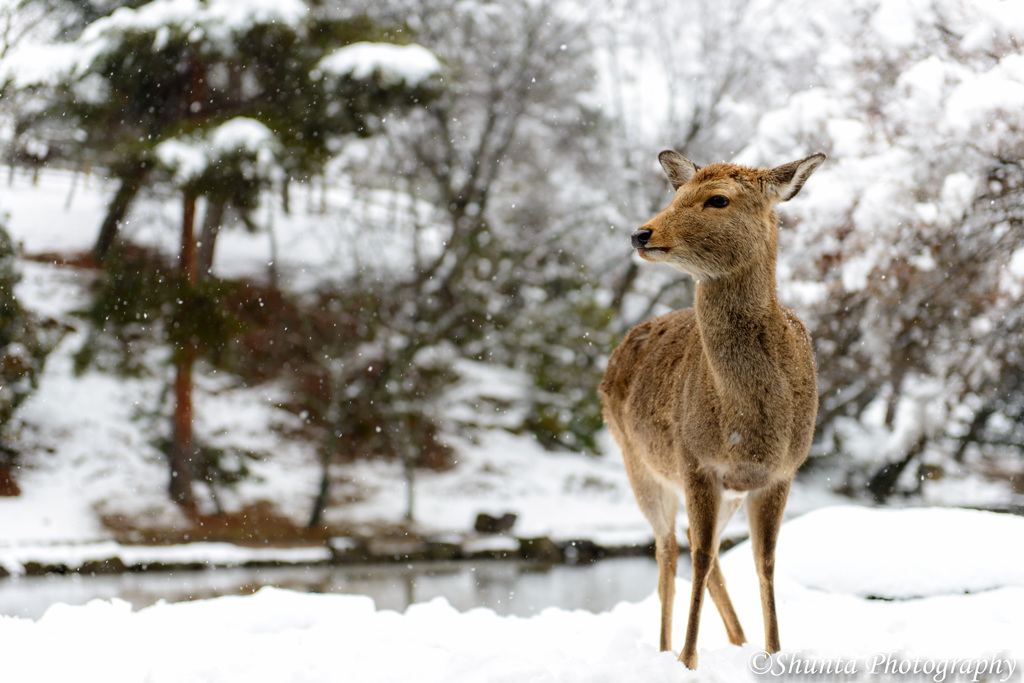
[631,151,825,281]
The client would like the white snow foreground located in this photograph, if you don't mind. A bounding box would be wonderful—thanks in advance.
[1,506,1022,683]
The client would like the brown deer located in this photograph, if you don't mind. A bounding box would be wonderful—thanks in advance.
[600,150,824,669]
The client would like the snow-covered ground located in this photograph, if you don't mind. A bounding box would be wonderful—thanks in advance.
[1,506,1022,682]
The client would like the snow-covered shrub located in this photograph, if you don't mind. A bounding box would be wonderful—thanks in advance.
[735,0,1024,500]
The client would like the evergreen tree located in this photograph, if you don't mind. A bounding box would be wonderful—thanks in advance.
[4,0,441,509]
[6,0,440,261]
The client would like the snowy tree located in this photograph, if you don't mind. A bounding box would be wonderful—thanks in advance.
[293,0,617,524]
[588,0,829,331]
[732,0,1024,500]
[1,0,440,262]
[150,117,279,507]
[1,0,442,509]
[378,0,612,452]
[563,0,1024,502]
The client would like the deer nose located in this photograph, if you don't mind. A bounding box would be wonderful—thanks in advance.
[631,229,653,249]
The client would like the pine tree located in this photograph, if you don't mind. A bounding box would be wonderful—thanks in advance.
[6,0,441,508]
[7,0,440,260]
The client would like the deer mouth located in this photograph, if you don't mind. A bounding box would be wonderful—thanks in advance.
[636,246,670,259]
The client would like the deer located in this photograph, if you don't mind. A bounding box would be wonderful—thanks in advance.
[599,150,825,669]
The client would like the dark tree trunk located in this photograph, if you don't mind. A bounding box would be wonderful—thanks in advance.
[197,199,225,280]
[308,374,341,529]
[308,442,333,529]
[0,445,21,497]
[281,176,291,215]
[866,436,925,504]
[93,160,149,262]
[169,192,198,511]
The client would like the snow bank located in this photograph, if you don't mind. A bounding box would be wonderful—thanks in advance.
[764,506,1024,599]
[0,506,1021,683]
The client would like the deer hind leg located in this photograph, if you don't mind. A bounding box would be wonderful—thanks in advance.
[678,470,721,670]
[654,518,679,653]
[622,457,679,652]
[692,491,747,646]
[746,479,792,654]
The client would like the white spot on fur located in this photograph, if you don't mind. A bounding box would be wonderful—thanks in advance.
[729,431,742,445]
[722,488,748,504]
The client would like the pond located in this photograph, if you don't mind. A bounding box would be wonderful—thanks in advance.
[0,557,691,620]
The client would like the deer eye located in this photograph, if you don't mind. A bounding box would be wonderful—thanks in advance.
[704,195,729,208]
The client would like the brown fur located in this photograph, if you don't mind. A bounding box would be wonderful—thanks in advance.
[600,150,825,669]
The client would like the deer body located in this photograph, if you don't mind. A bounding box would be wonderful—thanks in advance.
[600,151,824,669]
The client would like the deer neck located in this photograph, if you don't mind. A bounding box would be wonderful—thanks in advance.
[693,256,782,395]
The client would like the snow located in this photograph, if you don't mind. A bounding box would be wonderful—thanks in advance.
[770,506,1024,598]
[870,0,922,50]
[154,117,278,184]
[946,69,1024,133]
[0,42,95,87]
[153,139,210,184]
[79,0,308,53]
[208,117,277,154]
[1004,248,1024,298]
[0,506,1021,682]
[0,0,308,87]
[317,42,442,86]
[0,541,329,576]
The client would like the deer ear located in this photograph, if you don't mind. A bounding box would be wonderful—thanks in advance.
[765,153,826,202]
[658,150,699,190]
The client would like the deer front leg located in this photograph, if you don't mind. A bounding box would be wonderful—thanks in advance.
[747,479,791,654]
[690,492,748,646]
[679,472,720,669]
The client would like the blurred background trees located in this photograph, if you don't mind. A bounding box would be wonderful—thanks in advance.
[0,0,1022,515]
[0,221,62,495]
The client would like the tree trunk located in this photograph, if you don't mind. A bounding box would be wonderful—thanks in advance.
[866,436,925,504]
[169,192,198,511]
[308,362,341,529]
[308,430,335,529]
[197,199,225,280]
[281,176,291,215]
[93,160,148,262]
